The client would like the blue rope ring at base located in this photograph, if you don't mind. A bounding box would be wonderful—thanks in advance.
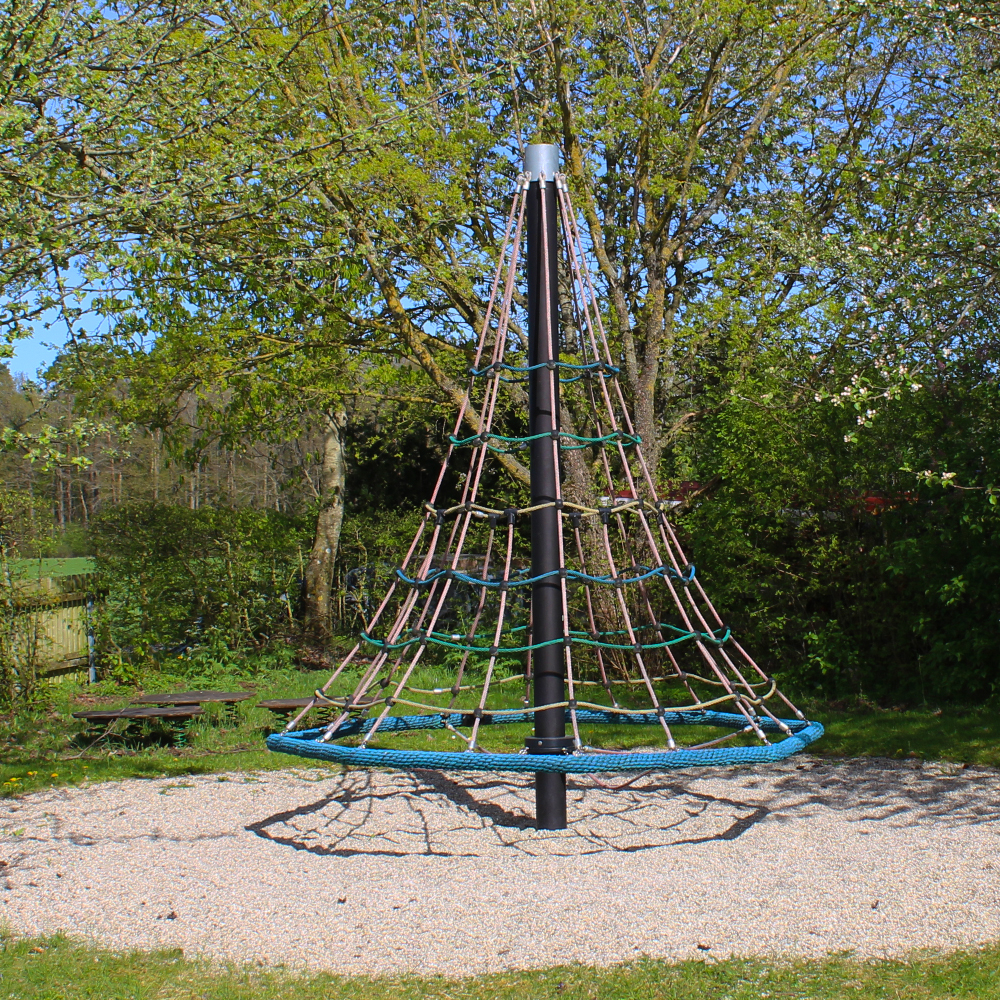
[266,709,824,773]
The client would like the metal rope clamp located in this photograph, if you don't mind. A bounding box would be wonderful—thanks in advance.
[524,735,576,755]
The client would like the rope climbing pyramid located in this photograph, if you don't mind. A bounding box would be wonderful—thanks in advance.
[267,145,823,828]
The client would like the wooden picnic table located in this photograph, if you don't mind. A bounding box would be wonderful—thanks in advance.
[130,690,253,706]
[257,698,325,725]
[257,695,378,710]
[257,697,321,712]
[72,705,205,745]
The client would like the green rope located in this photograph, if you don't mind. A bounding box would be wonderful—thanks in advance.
[507,621,700,639]
[360,625,731,655]
[449,429,641,453]
[398,562,693,590]
[469,360,619,385]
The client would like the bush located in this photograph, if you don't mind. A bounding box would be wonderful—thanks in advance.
[675,356,1000,706]
[90,502,311,676]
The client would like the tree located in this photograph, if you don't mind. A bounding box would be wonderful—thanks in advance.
[71,0,989,481]
[6,1,1000,667]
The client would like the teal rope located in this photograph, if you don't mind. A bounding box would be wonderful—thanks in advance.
[396,561,691,591]
[507,618,700,639]
[449,429,641,453]
[469,360,619,385]
[360,625,731,655]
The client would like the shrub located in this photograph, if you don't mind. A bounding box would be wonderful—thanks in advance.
[90,503,310,674]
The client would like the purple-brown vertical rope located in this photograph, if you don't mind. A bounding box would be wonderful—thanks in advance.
[538,170,581,749]
[468,515,518,750]
[557,177,771,741]
[303,183,529,740]
[277,170,816,769]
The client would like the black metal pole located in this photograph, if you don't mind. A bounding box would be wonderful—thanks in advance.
[524,144,568,830]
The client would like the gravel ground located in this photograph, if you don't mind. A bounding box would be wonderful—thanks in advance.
[1,756,999,976]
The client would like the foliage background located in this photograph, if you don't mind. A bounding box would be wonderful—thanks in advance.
[1,0,999,709]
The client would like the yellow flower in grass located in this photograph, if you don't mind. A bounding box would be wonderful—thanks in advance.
[50,773,58,778]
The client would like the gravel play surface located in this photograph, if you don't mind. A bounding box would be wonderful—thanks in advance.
[2,757,999,975]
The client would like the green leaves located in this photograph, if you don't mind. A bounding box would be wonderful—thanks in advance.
[2,1,999,703]
[91,501,310,654]
[0,417,111,471]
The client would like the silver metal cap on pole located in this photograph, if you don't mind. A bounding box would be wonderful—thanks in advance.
[523,143,560,182]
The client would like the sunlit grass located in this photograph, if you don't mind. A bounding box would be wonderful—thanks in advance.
[8,556,96,579]
[3,656,1000,799]
[0,665,339,797]
[798,700,1000,768]
[4,933,1000,999]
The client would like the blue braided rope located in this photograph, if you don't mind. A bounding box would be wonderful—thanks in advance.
[266,709,824,773]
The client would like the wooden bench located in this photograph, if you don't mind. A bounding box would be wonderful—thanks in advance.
[257,697,323,723]
[72,705,204,745]
[130,690,252,724]
[130,690,253,706]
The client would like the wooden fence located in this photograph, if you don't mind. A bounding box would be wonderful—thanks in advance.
[12,573,99,679]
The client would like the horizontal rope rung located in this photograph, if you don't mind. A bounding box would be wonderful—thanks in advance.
[469,360,619,378]
[360,625,731,655]
[449,430,641,452]
[424,499,682,521]
[396,563,695,590]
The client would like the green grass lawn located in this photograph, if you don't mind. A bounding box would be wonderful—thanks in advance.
[3,657,1000,798]
[1,663,340,798]
[8,556,96,579]
[799,701,1000,765]
[4,934,1000,999]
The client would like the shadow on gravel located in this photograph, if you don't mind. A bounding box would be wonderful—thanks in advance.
[415,770,536,830]
[767,758,1000,829]
[242,758,1000,861]
[245,770,790,858]
[246,773,484,858]
[671,806,771,844]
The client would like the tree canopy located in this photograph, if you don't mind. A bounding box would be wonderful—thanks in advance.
[2,0,999,699]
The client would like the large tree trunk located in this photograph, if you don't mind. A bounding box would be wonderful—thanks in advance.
[303,409,347,641]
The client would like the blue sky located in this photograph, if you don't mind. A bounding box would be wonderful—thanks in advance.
[8,327,60,380]
[6,263,105,380]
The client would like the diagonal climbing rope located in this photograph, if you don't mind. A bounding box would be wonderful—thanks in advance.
[269,167,821,775]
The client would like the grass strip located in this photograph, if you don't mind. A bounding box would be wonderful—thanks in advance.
[4,665,1000,798]
[800,702,1000,767]
[3,934,999,999]
[0,747,333,799]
